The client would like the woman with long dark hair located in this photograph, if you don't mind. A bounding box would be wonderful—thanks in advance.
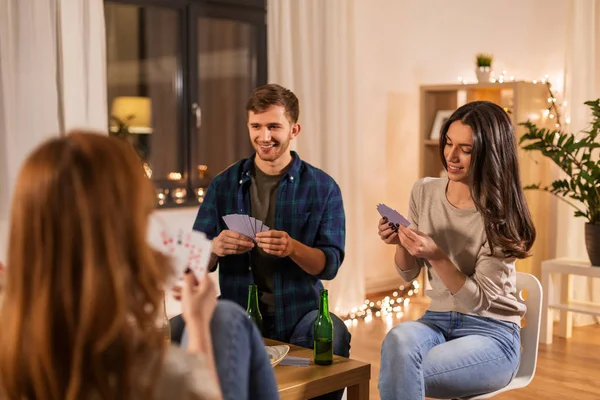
[377,101,536,400]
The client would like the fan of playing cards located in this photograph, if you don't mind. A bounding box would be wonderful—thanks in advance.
[146,215,212,284]
[222,214,269,241]
[376,203,411,227]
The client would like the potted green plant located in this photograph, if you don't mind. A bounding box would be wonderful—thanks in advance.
[475,53,493,83]
[519,99,600,266]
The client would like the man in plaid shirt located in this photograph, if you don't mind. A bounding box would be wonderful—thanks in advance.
[188,84,350,393]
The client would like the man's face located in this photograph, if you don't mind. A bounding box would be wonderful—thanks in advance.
[247,105,299,163]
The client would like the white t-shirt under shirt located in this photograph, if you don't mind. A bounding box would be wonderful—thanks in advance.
[396,177,526,326]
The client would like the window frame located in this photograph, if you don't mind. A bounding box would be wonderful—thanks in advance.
[104,0,267,208]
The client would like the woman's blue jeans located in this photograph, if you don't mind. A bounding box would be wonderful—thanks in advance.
[182,300,280,400]
[378,310,521,400]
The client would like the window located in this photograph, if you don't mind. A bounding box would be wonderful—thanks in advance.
[104,0,267,207]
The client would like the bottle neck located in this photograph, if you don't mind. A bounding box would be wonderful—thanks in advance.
[319,292,330,316]
[248,285,260,310]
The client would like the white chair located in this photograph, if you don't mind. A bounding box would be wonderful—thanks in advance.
[459,272,543,399]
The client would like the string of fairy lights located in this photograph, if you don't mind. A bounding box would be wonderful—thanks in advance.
[540,79,564,130]
[341,280,420,326]
[457,71,568,131]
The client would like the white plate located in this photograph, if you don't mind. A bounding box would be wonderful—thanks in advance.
[265,345,290,367]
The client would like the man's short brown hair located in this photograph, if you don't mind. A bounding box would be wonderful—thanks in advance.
[245,84,299,123]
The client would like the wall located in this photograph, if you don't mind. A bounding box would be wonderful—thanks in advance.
[352,0,570,291]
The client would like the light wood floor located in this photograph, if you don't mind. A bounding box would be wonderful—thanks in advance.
[347,299,600,400]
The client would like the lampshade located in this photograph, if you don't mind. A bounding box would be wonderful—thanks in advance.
[111,96,152,134]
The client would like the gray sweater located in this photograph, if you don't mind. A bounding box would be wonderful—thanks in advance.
[397,177,525,325]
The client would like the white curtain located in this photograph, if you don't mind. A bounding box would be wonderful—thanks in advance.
[556,0,600,325]
[0,0,107,261]
[268,0,365,315]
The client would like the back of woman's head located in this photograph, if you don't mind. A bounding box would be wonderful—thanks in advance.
[0,131,171,399]
[439,101,536,259]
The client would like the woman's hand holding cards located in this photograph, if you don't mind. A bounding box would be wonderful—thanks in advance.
[397,225,445,262]
[378,217,401,245]
[181,268,217,335]
[181,268,220,384]
[211,230,254,257]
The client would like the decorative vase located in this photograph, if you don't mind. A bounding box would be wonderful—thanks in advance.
[476,66,491,83]
[585,223,600,267]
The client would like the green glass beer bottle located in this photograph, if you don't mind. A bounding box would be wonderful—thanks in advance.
[314,289,334,365]
[246,284,263,333]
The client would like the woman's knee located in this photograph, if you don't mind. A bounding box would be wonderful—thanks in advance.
[211,299,251,334]
[382,322,431,359]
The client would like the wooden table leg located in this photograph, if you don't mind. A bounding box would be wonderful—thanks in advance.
[540,269,553,344]
[347,380,370,400]
[558,274,573,339]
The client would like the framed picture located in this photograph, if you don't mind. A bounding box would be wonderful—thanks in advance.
[430,110,454,140]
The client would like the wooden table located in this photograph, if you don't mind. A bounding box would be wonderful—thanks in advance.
[540,258,600,344]
[265,339,371,400]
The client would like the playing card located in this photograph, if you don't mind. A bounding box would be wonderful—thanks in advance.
[223,213,268,241]
[184,230,212,277]
[223,214,242,233]
[240,215,256,239]
[376,203,411,227]
[251,217,258,236]
[147,214,174,254]
[171,228,191,275]
[146,214,212,285]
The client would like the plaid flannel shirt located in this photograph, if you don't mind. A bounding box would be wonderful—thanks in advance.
[193,151,345,341]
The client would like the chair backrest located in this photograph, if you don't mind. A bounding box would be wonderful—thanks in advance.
[514,272,543,382]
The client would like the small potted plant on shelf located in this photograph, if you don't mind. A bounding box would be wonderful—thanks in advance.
[475,53,493,83]
[519,99,600,266]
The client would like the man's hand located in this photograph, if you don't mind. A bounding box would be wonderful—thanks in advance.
[256,230,295,258]
[211,230,254,257]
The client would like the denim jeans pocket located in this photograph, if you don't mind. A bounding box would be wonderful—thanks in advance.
[481,316,520,337]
